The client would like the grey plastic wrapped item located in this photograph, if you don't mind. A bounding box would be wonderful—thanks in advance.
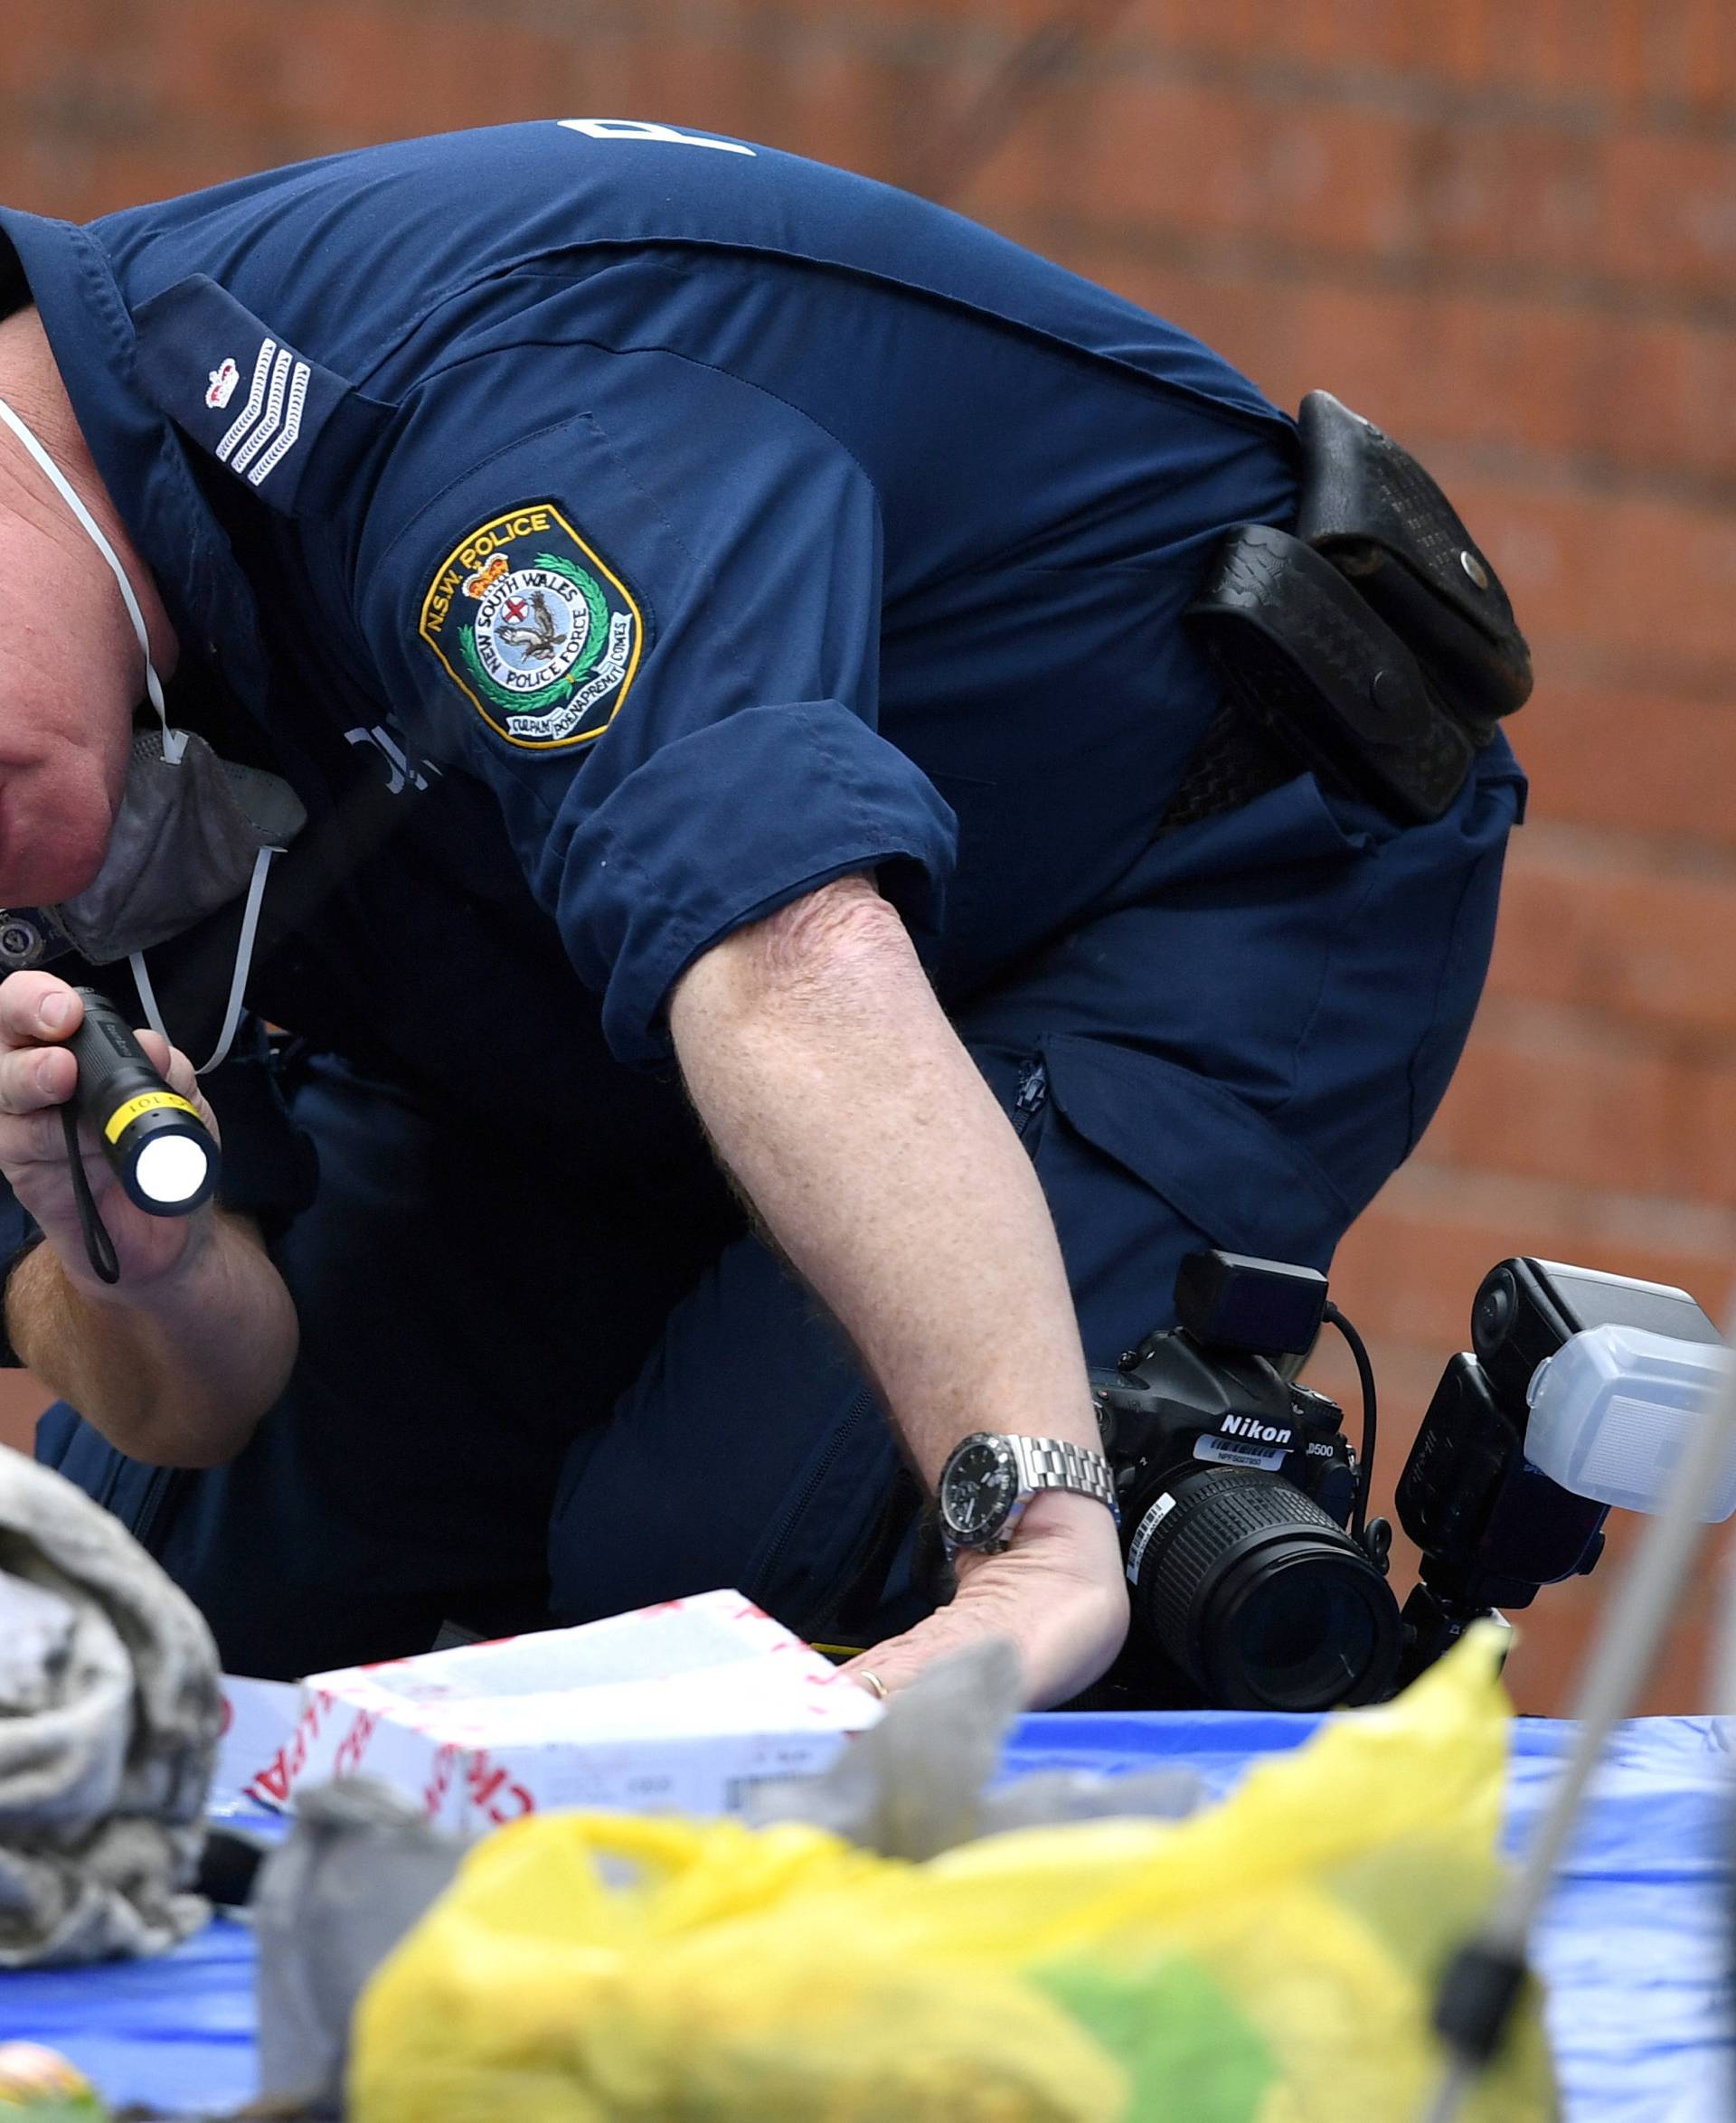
[253,1779,468,2109]
[744,1637,1203,1856]
[0,1442,223,1966]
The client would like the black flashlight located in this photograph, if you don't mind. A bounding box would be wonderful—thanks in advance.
[67,987,219,1216]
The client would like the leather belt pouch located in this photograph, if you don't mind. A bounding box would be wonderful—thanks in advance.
[1185,392,1533,824]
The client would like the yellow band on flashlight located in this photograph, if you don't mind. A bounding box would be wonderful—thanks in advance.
[103,1090,198,1144]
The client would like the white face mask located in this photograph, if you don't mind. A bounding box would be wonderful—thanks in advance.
[0,396,303,1071]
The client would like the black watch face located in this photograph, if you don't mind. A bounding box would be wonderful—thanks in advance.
[941,1438,1018,1542]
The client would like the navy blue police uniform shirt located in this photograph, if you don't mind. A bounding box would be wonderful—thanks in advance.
[0,120,1298,1157]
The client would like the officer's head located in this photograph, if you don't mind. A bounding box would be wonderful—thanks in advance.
[0,315,162,905]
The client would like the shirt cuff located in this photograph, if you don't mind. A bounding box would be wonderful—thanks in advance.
[546,701,959,1066]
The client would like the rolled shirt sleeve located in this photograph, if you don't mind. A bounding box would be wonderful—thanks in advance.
[354,344,958,1064]
[0,1178,40,1370]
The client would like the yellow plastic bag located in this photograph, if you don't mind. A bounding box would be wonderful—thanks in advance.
[351,1625,1557,2122]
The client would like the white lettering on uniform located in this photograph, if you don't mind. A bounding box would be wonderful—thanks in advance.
[344,725,442,796]
[557,118,756,156]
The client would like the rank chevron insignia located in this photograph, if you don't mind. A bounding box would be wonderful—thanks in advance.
[214,337,312,489]
[418,503,644,749]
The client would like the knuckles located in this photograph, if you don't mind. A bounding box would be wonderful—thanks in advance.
[0,971,78,1051]
[0,1043,73,1118]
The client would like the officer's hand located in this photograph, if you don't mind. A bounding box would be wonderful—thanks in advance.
[0,971,221,1297]
[840,1490,1128,1709]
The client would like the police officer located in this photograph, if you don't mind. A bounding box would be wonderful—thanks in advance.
[0,120,1523,1698]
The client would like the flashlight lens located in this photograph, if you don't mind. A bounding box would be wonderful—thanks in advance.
[133,1133,211,1206]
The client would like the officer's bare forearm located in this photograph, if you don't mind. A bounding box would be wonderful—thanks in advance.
[669,873,1109,1538]
[6,1210,298,1466]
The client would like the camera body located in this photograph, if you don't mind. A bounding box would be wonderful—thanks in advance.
[1096,1328,1399,1711]
[1101,1333,1356,1533]
[1090,1251,1401,1712]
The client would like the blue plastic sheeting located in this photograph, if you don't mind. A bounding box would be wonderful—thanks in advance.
[0,1712,1729,2120]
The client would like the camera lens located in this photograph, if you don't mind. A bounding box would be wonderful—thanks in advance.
[1473,1269,1516,1355]
[1125,1467,1401,1712]
[1219,1552,1382,1708]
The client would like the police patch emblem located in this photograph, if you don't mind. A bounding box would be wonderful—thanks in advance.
[418,503,643,748]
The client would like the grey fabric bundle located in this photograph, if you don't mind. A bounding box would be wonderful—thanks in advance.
[745,1639,1203,1858]
[254,1779,469,2107]
[0,1443,222,1966]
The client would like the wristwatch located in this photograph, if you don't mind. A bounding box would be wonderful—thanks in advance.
[937,1431,1119,1554]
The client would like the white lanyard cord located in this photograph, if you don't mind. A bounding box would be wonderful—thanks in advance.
[0,395,177,752]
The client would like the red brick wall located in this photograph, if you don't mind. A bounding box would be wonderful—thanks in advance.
[0,0,1730,1712]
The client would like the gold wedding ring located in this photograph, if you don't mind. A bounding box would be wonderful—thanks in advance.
[856,1671,888,1702]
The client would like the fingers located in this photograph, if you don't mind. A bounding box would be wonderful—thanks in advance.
[135,1032,218,1140]
[841,1609,1029,1704]
[136,1031,194,1099]
[3,1043,76,1114]
[842,1547,1129,1709]
[0,975,213,1146]
[0,974,83,1118]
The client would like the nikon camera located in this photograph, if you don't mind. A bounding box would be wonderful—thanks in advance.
[1089,1249,1726,1713]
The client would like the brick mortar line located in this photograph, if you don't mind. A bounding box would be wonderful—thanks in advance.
[1514,818,1736,890]
[1466,993,1736,1064]
[1387,1157,1736,1253]
[1536,642,1736,709]
[1064,33,1736,147]
[88,0,1006,76]
[1503,816,1736,882]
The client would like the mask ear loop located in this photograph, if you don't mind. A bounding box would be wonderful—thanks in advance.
[127,844,274,1076]
[0,396,273,1077]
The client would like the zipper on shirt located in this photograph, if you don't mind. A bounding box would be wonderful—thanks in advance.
[1014,1058,1049,1141]
[93,1451,127,1514]
[94,1451,183,1554]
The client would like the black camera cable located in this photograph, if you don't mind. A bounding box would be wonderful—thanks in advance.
[1323,1298,1380,1549]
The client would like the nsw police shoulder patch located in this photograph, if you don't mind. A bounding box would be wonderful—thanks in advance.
[419,504,643,749]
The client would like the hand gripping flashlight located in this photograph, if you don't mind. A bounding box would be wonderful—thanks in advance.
[65,988,219,1243]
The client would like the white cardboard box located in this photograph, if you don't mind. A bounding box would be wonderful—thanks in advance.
[225,1589,880,1830]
